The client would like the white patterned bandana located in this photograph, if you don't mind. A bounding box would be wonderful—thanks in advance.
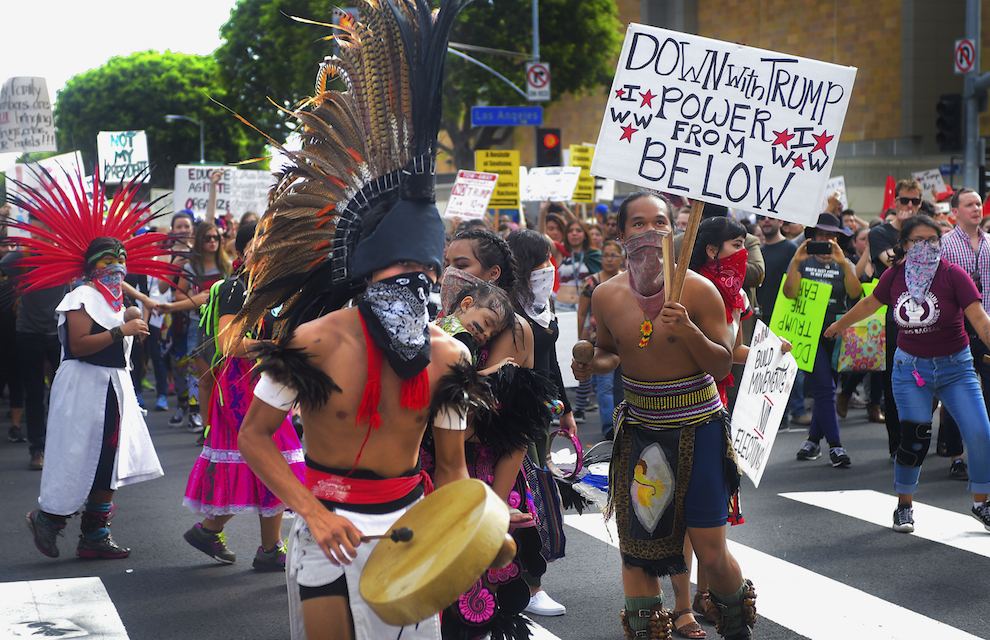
[357,271,432,378]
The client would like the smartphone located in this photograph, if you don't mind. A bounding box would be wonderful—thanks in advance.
[806,241,832,255]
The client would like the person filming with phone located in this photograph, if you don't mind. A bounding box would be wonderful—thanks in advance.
[783,213,862,467]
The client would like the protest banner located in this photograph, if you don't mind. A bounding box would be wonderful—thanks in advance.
[730,321,797,487]
[476,150,520,209]
[590,26,857,226]
[822,175,847,211]
[4,151,85,237]
[911,168,951,200]
[520,166,582,202]
[569,144,596,203]
[444,170,499,220]
[767,275,832,372]
[0,77,56,153]
[98,131,149,183]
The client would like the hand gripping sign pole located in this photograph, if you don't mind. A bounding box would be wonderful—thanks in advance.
[669,199,703,302]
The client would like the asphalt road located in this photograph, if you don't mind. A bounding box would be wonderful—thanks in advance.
[3,385,990,640]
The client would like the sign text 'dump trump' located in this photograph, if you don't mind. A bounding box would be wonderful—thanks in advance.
[591,26,857,225]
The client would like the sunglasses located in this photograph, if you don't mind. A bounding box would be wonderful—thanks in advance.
[203,234,221,242]
[898,197,922,206]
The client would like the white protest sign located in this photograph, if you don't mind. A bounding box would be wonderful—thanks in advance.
[444,170,499,220]
[174,165,232,218]
[520,166,582,202]
[229,169,275,218]
[730,321,798,487]
[4,151,85,237]
[822,175,847,211]
[0,77,57,154]
[591,26,857,226]
[911,168,950,200]
[98,131,149,183]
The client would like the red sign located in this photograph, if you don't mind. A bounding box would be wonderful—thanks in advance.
[955,39,976,74]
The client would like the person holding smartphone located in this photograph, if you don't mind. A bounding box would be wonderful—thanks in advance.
[783,213,862,467]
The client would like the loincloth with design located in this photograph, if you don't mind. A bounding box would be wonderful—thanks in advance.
[607,372,741,577]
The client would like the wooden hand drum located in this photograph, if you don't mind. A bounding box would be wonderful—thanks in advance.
[359,478,510,627]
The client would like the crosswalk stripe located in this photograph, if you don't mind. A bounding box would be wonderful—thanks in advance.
[565,512,983,640]
[780,489,990,559]
[0,577,129,639]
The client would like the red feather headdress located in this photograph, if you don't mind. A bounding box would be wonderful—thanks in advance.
[3,165,178,291]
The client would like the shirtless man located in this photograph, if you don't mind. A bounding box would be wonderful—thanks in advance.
[572,192,756,640]
[238,257,472,640]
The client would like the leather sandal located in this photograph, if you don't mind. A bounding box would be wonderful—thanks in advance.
[672,609,706,638]
[692,591,717,623]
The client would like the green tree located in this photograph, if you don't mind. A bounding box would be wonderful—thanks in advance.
[54,51,265,189]
[214,0,622,170]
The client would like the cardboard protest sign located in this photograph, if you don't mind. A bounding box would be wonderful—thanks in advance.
[4,151,85,238]
[520,166,582,202]
[591,26,857,225]
[229,169,275,218]
[822,175,847,211]
[767,275,832,372]
[569,145,596,203]
[174,165,232,218]
[911,168,951,201]
[444,171,499,220]
[98,131,149,183]
[0,77,56,153]
[476,150,519,209]
[731,321,798,487]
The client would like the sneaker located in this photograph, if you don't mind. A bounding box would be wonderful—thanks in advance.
[184,523,236,564]
[167,383,176,397]
[253,540,287,571]
[829,446,852,468]
[168,407,187,428]
[155,395,168,411]
[796,440,821,461]
[187,412,204,434]
[29,450,44,470]
[971,501,990,532]
[849,393,867,409]
[141,379,155,391]
[790,413,812,426]
[572,410,586,424]
[950,459,969,481]
[26,510,65,558]
[524,590,566,616]
[8,425,26,442]
[77,532,131,559]
[893,503,915,533]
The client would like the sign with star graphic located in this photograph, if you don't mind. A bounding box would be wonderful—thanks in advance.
[591,25,857,225]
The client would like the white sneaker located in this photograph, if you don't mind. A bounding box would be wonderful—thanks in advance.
[524,590,566,616]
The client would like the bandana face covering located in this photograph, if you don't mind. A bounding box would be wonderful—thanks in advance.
[523,266,555,328]
[439,267,486,318]
[623,229,669,319]
[357,272,433,378]
[90,263,127,312]
[904,240,941,305]
[700,248,748,322]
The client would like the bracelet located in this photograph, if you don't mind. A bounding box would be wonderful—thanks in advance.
[110,326,124,342]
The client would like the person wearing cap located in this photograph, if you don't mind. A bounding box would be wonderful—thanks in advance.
[783,212,862,468]
[594,203,611,226]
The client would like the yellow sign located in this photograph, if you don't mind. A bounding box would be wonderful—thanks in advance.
[475,150,520,209]
[569,145,595,203]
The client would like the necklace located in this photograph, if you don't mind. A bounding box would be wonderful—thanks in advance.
[638,312,653,348]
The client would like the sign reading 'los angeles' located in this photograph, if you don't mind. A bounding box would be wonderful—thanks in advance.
[592,26,857,225]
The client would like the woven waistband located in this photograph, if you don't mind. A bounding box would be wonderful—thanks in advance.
[622,373,722,426]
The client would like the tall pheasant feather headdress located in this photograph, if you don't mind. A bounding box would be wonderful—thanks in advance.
[3,167,178,291]
[231,0,471,343]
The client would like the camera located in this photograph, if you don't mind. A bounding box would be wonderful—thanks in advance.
[806,241,832,255]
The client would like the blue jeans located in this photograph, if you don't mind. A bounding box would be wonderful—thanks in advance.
[807,339,840,444]
[592,373,615,437]
[892,347,990,495]
[787,370,808,418]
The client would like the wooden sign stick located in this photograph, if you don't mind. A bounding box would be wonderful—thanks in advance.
[662,232,674,297]
[669,200,705,302]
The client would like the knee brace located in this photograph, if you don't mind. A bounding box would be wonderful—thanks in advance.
[895,421,932,467]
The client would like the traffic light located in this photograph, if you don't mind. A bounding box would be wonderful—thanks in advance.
[536,128,561,166]
[935,93,963,153]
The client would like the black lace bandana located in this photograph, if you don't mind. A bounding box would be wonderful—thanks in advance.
[356,272,432,379]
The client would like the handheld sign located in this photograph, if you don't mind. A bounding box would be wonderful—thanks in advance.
[730,321,798,488]
[520,166,582,203]
[767,276,831,372]
[0,77,56,153]
[475,150,520,209]
[910,168,951,201]
[444,171,499,220]
[591,26,857,226]
[98,131,150,184]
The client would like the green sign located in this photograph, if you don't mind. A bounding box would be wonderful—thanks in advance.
[767,276,832,372]
[862,279,887,315]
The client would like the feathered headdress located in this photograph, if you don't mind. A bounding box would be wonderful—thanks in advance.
[3,166,178,291]
[229,0,470,345]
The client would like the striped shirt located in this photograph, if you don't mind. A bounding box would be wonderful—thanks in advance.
[940,226,990,313]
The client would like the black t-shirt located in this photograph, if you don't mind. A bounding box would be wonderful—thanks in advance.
[757,238,797,320]
[797,256,851,328]
[0,251,67,335]
[868,222,899,277]
[212,277,273,341]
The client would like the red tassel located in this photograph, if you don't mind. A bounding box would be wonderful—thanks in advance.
[400,368,430,411]
[357,316,383,430]
[728,492,745,526]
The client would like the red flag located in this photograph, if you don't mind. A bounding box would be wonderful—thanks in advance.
[882,175,895,212]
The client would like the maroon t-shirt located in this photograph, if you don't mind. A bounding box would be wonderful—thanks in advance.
[873,260,981,358]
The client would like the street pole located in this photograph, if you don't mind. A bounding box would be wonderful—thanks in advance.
[532,0,539,62]
[199,119,205,164]
[964,0,982,190]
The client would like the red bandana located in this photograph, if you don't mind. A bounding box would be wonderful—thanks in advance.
[699,249,748,323]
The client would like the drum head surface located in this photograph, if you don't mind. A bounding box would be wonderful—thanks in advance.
[360,478,509,626]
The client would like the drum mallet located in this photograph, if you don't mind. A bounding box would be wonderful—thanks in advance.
[361,527,414,543]
[573,340,595,364]
[124,307,142,322]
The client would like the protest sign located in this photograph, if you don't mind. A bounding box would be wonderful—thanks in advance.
[444,171,499,220]
[569,145,596,203]
[98,131,149,183]
[591,26,857,225]
[731,321,798,487]
[476,150,520,209]
[822,175,847,211]
[229,169,275,218]
[520,166,582,202]
[767,275,832,372]
[0,77,56,153]
[911,168,950,200]
[173,166,276,220]
[4,151,85,237]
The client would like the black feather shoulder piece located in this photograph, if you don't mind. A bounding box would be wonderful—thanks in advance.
[472,365,556,455]
[427,358,493,427]
[250,338,341,410]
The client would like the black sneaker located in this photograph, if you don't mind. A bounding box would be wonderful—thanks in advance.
[572,410,586,424]
[796,440,821,460]
[829,446,852,468]
[184,523,236,563]
[252,540,287,571]
[971,500,990,532]
[892,503,915,533]
[168,407,187,428]
[26,510,66,558]
[949,459,969,481]
[187,412,204,434]
[8,426,26,442]
[77,532,131,559]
